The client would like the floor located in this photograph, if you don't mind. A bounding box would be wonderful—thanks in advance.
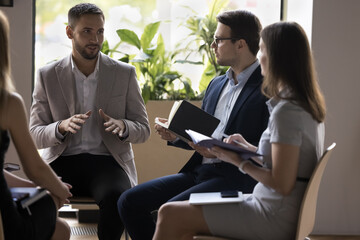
[63,215,360,240]
[65,217,97,240]
[62,209,360,240]
[60,205,128,240]
[64,216,128,240]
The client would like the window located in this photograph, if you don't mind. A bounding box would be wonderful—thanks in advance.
[35,0,281,94]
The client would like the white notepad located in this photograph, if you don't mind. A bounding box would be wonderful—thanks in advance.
[189,192,243,205]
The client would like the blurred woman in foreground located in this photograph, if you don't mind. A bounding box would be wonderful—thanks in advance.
[0,10,72,240]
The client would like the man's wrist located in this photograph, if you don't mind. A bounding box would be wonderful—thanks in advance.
[120,120,129,139]
[58,121,65,134]
[56,121,67,140]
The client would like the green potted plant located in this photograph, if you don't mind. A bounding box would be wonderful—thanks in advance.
[104,21,201,103]
[100,0,229,102]
[175,0,229,92]
[104,22,205,184]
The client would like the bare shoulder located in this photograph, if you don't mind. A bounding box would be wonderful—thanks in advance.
[2,92,26,128]
[7,92,25,109]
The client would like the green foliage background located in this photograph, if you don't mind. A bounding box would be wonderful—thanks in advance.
[36,0,156,26]
[35,0,230,102]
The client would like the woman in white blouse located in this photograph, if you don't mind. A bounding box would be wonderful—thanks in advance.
[152,21,327,240]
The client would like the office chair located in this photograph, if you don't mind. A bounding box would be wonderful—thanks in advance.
[295,142,336,240]
[193,143,336,240]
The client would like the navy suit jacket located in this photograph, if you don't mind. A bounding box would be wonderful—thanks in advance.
[177,66,269,192]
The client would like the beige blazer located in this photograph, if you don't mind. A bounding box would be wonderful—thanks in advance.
[29,53,150,186]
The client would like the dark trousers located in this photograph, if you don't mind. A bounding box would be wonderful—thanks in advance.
[50,153,131,240]
[118,162,257,240]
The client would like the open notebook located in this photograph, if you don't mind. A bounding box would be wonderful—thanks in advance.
[155,100,220,142]
[189,192,244,205]
[185,129,261,159]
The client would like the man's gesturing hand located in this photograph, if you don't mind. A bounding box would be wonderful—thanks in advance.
[99,109,126,137]
[58,111,92,135]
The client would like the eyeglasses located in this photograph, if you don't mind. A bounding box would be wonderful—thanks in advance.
[212,37,240,46]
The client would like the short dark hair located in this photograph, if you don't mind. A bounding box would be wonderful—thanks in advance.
[68,3,104,28]
[216,10,262,56]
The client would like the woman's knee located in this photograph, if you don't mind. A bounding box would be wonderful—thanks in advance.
[157,201,210,235]
[157,202,179,225]
[51,218,70,240]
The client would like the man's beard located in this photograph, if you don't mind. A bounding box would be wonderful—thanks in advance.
[74,41,100,60]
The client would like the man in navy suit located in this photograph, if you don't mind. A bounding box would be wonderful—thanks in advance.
[118,10,269,240]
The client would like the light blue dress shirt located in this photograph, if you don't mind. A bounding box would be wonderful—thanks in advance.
[202,60,260,164]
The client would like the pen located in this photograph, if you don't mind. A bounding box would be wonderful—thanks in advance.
[222,134,249,148]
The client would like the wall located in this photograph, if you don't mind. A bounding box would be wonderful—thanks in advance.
[286,0,360,234]
[1,0,33,178]
[310,0,360,235]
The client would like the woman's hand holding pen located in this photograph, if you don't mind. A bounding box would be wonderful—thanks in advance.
[223,134,257,152]
[209,133,257,167]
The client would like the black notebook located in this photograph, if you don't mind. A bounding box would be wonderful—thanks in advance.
[155,100,220,142]
[11,187,48,209]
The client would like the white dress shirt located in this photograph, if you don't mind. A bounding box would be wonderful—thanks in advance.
[58,56,110,156]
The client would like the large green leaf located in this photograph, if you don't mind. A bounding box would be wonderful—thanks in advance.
[117,29,141,50]
[199,62,216,92]
[141,21,160,51]
[175,60,204,65]
[131,51,152,62]
[118,55,129,63]
[153,34,165,60]
[101,40,110,55]
[208,0,229,20]
[141,83,151,104]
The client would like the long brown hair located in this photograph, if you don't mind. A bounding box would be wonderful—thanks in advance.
[261,22,326,122]
[0,10,14,121]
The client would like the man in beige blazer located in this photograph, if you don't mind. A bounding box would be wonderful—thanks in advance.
[29,3,150,240]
